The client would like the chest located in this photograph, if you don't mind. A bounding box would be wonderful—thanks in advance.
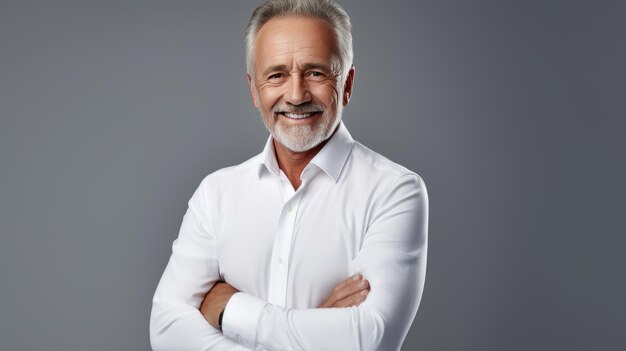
[214,176,370,306]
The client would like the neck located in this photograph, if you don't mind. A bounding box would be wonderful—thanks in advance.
[273,138,328,191]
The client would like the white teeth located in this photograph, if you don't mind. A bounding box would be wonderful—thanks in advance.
[284,112,314,119]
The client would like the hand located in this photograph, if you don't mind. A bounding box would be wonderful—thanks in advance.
[200,281,239,329]
[319,274,370,308]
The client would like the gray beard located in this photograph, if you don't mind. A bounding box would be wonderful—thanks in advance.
[272,121,328,152]
[258,91,344,152]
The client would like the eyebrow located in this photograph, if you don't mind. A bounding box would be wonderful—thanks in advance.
[261,63,331,77]
[262,65,288,76]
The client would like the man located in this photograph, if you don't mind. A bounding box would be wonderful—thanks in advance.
[150,1,428,350]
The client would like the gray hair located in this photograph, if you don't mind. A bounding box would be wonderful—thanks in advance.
[245,0,353,79]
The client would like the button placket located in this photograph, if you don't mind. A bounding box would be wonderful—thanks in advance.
[268,176,308,306]
[267,178,301,307]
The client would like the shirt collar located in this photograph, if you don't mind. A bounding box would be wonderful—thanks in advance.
[259,135,281,177]
[258,121,355,183]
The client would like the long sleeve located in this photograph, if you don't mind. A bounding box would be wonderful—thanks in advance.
[149,180,253,351]
[221,174,429,351]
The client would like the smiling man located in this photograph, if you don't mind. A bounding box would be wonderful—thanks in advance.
[150,1,428,350]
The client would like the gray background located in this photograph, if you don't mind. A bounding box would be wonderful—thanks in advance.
[1,1,624,350]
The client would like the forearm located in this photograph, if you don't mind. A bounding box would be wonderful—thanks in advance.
[150,298,249,351]
[150,265,251,351]
[223,296,387,351]
[221,254,426,351]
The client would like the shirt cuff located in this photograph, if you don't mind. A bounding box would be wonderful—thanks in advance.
[222,292,267,348]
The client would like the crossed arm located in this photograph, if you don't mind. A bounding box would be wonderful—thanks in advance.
[201,274,371,330]
[150,174,428,351]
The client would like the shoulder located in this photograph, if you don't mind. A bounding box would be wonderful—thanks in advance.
[349,141,425,185]
[339,141,427,212]
[194,152,262,198]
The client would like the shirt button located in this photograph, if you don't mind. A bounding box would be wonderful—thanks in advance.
[286,206,293,213]
[278,258,284,264]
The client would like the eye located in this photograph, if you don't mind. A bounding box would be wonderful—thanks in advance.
[307,71,325,80]
[268,73,283,80]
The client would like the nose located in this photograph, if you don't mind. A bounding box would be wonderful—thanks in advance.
[284,75,311,105]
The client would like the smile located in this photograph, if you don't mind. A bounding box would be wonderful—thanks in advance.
[278,112,320,120]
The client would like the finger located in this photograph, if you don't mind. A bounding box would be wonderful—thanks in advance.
[333,279,369,302]
[334,288,369,308]
[319,275,367,308]
[333,274,363,292]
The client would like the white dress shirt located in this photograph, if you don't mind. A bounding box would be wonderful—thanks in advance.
[150,122,428,351]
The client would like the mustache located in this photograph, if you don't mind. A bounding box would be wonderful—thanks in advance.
[272,103,325,115]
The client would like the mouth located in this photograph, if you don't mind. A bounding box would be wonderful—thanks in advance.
[276,111,322,120]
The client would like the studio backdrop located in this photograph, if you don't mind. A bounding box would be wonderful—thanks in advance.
[1,1,624,350]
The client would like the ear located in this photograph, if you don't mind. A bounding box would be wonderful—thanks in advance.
[247,73,260,109]
[342,65,355,106]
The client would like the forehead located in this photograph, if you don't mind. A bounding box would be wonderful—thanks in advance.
[253,15,339,70]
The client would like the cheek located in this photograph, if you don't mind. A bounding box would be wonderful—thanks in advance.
[259,88,282,111]
[312,84,339,107]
